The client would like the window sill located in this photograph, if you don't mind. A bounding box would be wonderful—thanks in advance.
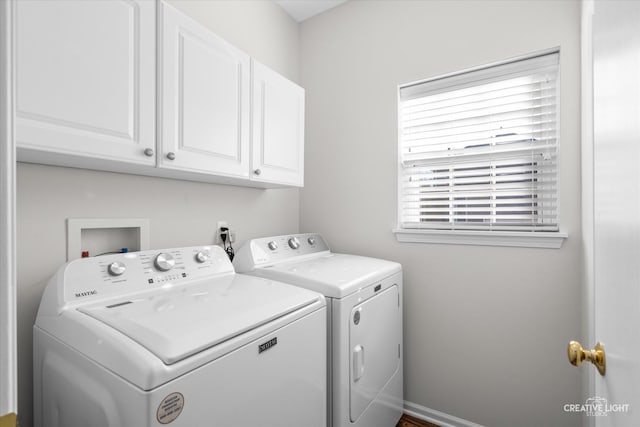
[392,228,567,249]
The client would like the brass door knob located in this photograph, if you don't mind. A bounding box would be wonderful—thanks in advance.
[567,341,606,376]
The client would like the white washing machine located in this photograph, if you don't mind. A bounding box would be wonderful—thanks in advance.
[234,234,403,427]
[34,245,327,427]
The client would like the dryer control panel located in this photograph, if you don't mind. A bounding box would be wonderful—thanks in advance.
[233,233,330,270]
[56,246,233,306]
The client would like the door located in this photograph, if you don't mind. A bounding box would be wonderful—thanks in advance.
[591,1,640,425]
[159,2,250,178]
[349,285,400,422]
[251,60,305,187]
[15,0,156,165]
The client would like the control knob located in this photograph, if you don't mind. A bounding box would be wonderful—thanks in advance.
[107,261,126,276]
[267,241,278,251]
[307,237,316,246]
[155,253,176,271]
[195,250,211,263]
[288,237,300,250]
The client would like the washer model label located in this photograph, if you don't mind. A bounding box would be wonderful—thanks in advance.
[258,337,278,354]
[156,392,184,424]
[74,289,98,298]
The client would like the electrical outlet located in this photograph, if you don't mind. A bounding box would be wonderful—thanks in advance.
[216,221,236,245]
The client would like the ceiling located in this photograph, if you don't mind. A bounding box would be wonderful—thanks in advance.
[275,0,348,22]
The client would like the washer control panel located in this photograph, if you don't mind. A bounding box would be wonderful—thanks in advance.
[62,246,233,304]
[233,233,330,269]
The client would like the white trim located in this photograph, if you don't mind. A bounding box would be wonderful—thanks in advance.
[403,401,486,427]
[400,46,561,93]
[393,228,567,249]
[0,0,17,418]
[581,1,596,426]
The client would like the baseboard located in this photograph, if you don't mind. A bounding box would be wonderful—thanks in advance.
[403,401,485,427]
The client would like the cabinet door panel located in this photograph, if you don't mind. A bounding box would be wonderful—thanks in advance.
[252,60,304,187]
[262,86,300,170]
[15,0,155,164]
[160,2,250,177]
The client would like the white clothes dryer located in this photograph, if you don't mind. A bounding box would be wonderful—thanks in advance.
[34,245,327,427]
[234,234,403,427]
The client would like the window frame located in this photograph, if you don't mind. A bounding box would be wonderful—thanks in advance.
[394,49,567,248]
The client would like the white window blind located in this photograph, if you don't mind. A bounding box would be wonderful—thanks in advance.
[398,51,559,233]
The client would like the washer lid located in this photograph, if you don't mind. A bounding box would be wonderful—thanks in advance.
[258,254,401,298]
[78,273,322,365]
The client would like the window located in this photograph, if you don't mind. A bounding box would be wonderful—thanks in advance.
[395,50,566,248]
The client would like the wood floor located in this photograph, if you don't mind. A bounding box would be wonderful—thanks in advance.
[396,414,441,427]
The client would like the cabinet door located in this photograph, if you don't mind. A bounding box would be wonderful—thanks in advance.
[159,2,250,177]
[251,60,305,187]
[349,285,401,422]
[15,0,155,165]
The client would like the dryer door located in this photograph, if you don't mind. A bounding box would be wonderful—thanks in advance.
[349,285,401,422]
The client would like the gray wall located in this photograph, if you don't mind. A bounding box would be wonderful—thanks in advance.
[17,2,300,426]
[299,1,583,426]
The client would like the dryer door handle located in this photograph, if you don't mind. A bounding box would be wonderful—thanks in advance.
[353,345,365,382]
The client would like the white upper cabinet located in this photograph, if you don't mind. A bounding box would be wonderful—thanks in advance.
[15,0,156,165]
[14,0,304,188]
[251,60,305,187]
[159,2,251,178]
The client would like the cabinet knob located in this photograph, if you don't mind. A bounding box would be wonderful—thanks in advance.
[254,169,261,176]
[166,152,176,161]
[143,148,154,157]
